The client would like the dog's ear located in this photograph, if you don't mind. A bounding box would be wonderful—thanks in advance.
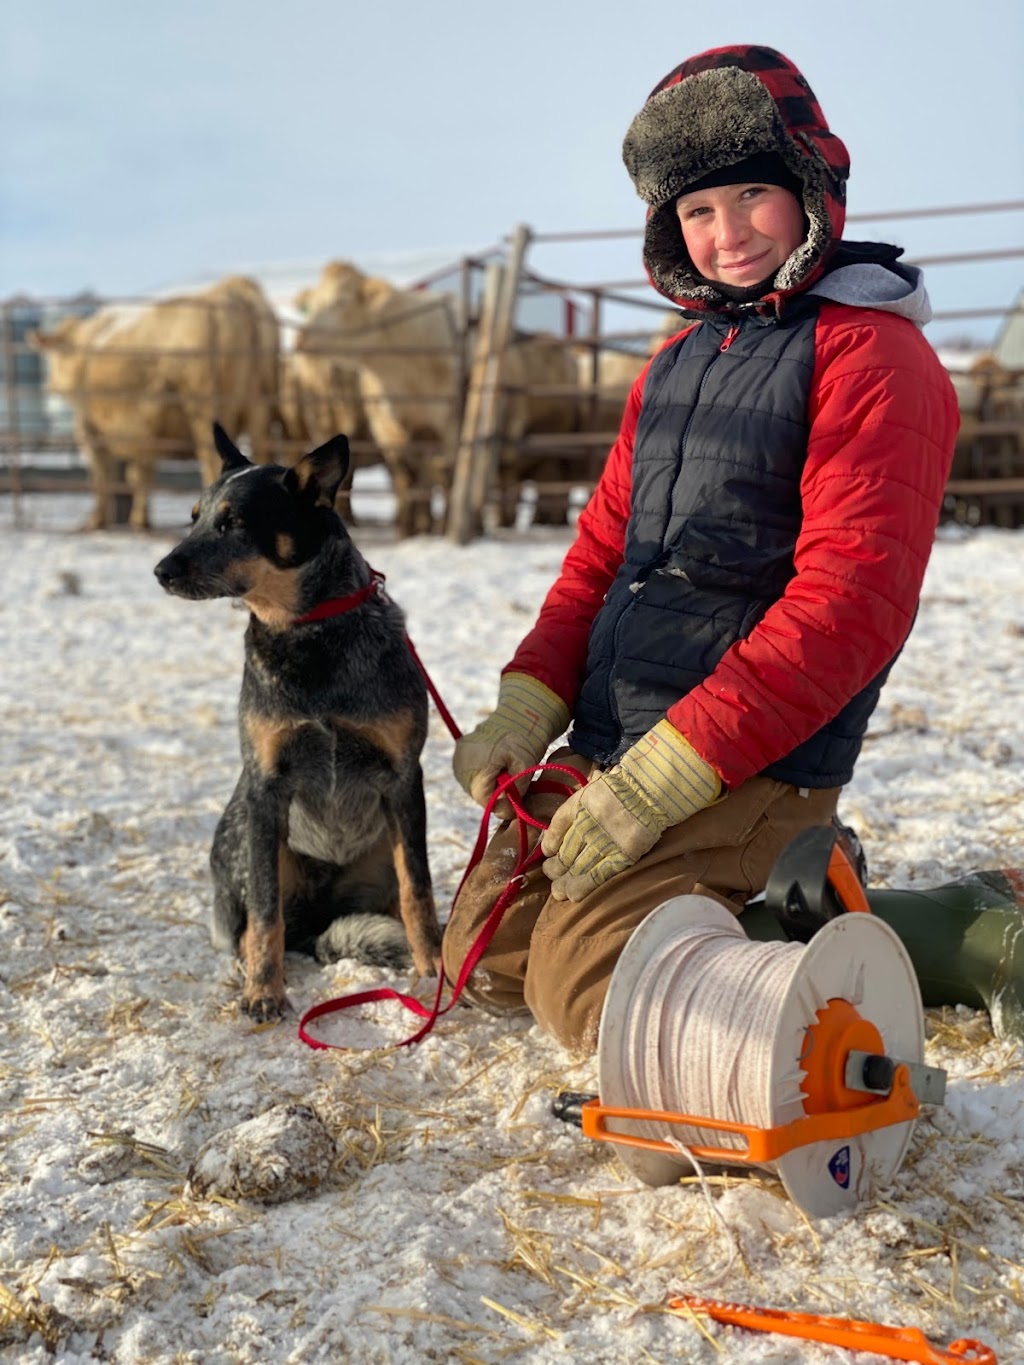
[284,433,350,508]
[212,422,250,472]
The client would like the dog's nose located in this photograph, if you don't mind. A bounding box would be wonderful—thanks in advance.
[154,553,183,588]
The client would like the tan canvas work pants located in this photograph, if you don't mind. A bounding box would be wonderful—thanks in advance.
[442,747,840,1057]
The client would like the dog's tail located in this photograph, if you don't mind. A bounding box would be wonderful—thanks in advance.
[313,913,411,971]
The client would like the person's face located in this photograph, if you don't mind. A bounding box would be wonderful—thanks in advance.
[674,183,806,287]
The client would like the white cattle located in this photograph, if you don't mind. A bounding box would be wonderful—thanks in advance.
[295,261,582,534]
[32,276,280,529]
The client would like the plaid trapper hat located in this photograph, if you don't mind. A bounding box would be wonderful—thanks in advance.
[622,45,850,307]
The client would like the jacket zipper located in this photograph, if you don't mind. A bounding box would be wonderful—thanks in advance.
[674,322,740,476]
[601,321,741,759]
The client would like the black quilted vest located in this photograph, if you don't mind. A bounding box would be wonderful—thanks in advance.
[569,303,894,786]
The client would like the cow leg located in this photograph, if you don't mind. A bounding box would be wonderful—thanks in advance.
[78,420,115,530]
[395,475,416,537]
[384,449,418,538]
[83,454,110,531]
[531,458,570,526]
[124,460,154,530]
[245,397,272,466]
[184,409,220,489]
[414,488,434,536]
[499,463,520,528]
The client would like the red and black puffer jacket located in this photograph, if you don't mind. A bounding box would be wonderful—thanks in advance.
[505,46,959,790]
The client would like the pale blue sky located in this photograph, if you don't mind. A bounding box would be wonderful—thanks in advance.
[3,0,1022,344]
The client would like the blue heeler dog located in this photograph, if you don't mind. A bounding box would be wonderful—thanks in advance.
[154,424,442,1020]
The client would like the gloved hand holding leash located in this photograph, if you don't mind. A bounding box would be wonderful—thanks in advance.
[455,675,723,901]
[453,672,570,819]
[540,718,722,900]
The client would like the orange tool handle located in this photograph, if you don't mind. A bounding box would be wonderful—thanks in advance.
[581,1063,918,1164]
[670,1296,997,1364]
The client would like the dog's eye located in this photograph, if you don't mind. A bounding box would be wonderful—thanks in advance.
[215,512,234,536]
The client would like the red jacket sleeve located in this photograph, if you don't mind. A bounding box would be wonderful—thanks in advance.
[668,305,960,788]
[502,357,648,706]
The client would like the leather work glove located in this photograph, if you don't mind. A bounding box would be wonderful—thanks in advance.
[453,671,570,818]
[541,718,722,901]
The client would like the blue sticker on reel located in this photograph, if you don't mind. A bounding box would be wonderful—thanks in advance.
[828,1145,851,1187]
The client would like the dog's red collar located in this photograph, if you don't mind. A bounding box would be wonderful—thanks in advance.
[293,569,386,626]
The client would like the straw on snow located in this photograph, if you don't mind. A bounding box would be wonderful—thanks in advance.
[0,493,1021,1361]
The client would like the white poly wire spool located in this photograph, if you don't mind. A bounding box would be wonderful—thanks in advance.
[596,894,924,1218]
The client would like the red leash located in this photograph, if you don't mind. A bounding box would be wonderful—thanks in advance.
[404,633,461,743]
[297,763,584,1050]
[292,563,585,1051]
[292,565,463,747]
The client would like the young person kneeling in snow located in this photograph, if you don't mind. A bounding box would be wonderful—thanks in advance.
[443,45,959,1055]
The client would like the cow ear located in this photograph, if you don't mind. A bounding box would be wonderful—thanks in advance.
[212,422,249,472]
[284,433,350,508]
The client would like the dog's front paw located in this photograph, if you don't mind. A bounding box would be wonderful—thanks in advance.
[241,992,287,1023]
[410,937,444,981]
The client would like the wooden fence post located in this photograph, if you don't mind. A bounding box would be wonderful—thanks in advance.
[446,262,503,544]
[467,223,532,530]
[446,223,532,543]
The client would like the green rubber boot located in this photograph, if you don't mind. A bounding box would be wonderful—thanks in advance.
[742,870,1024,1043]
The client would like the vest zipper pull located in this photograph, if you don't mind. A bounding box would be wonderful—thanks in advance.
[720,326,739,352]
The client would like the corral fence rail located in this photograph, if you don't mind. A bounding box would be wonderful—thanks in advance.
[2,198,1023,534]
[473,201,1024,535]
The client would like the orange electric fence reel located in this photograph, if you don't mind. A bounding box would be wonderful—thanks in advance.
[552,827,946,1217]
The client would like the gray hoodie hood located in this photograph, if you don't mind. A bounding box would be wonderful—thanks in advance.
[808,261,932,329]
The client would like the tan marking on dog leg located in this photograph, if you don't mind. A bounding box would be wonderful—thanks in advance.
[243,715,295,776]
[336,710,417,766]
[240,909,285,1018]
[392,836,441,977]
[239,842,293,1018]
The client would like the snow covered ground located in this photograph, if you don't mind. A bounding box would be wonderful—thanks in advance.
[0,482,1022,1363]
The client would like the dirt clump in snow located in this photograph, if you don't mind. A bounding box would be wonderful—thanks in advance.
[186,1102,336,1204]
